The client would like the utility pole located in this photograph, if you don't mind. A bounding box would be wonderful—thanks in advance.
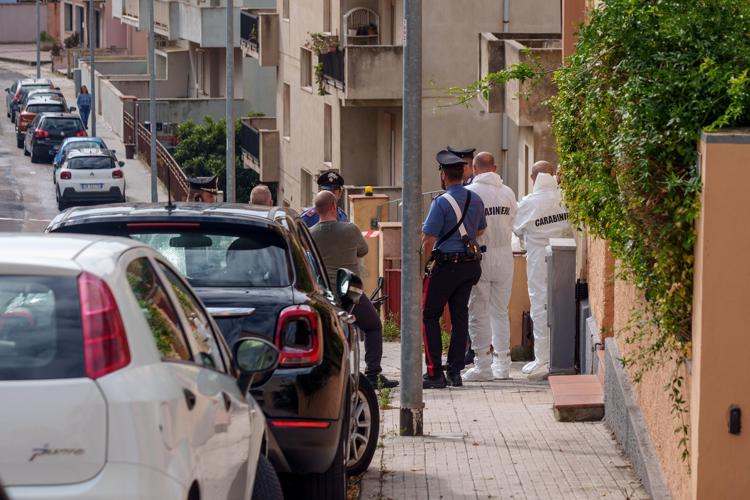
[225,0,236,203]
[399,0,424,437]
[147,0,157,202]
[35,0,40,78]
[88,0,96,136]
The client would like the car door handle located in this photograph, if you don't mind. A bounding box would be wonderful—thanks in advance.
[183,388,196,411]
[222,392,232,412]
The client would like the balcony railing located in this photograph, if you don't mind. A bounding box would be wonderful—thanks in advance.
[240,119,260,161]
[240,118,279,182]
[239,9,278,66]
[240,11,258,52]
[319,46,403,102]
[320,49,345,90]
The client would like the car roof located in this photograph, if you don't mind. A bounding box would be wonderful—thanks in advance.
[26,96,65,105]
[19,78,51,85]
[49,203,300,230]
[0,233,145,270]
[63,136,105,145]
[39,113,81,120]
[67,148,113,159]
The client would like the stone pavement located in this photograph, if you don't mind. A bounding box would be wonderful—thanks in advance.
[360,342,649,500]
[0,44,51,66]
[0,54,168,203]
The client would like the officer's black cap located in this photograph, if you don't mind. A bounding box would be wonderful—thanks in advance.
[317,169,345,189]
[436,150,466,169]
[447,146,476,159]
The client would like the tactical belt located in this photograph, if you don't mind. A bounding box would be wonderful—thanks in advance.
[435,252,481,264]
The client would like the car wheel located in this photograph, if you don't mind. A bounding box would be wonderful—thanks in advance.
[346,374,380,476]
[297,386,349,500]
[251,455,283,500]
[30,149,39,163]
[56,190,66,211]
[23,143,30,156]
[16,135,23,149]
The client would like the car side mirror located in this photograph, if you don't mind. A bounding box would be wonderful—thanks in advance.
[233,337,279,393]
[336,268,363,310]
[118,160,125,167]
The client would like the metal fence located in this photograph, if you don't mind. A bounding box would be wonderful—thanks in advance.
[376,189,444,223]
[240,11,259,50]
[239,120,260,161]
[320,49,345,89]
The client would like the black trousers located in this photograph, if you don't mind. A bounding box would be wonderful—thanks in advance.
[422,259,482,377]
[353,294,383,378]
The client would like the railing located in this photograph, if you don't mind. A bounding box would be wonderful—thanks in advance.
[135,119,190,202]
[320,49,345,90]
[239,120,260,161]
[240,11,259,51]
[376,189,444,223]
[123,109,135,146]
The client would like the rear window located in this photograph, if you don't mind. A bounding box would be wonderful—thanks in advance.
[130,230,292,287]
[0,276,84,380]
[27,104,65,113]
[68,156,113,170]
[43,118,83,133]
[65,141,104,153]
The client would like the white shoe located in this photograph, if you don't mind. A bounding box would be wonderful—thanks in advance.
[462,367,494,382]
[492,365,510,380]
[527,363,549,382]
[522,360,538,374]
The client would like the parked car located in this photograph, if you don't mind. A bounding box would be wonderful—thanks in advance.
[5,78,53,123]
[55,149,127,210]
[24,112,86,163]
[15,96,72,148]
[52,137,111,181]
[19,88,67,113]
[0,233,283,500]
[47,204,380,499]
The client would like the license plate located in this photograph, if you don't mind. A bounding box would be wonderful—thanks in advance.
[80,183,104,191]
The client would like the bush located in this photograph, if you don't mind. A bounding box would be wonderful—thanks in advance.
[63,32,80,49]
[173,117,259,203]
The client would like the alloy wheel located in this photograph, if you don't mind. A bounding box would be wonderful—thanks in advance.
[347,386,372,467]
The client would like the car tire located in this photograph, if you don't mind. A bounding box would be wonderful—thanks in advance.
[251,455,283,500]
[346,374,380,477]
[56,190,66,211]
[297,386,350,500]
[23,144,30,156]
[30,149,39,163]
[16,135,23,149]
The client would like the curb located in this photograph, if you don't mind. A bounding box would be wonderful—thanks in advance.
[0,56,51,67]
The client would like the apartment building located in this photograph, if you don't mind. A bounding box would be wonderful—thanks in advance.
[60,0,132,51]
[241,0,560,209]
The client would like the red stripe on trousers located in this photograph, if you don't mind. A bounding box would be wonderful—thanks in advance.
[422,274,436,377]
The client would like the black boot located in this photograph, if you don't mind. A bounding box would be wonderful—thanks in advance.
[422,372,447,389]
[368,374,399,389]
[464,348,475,365]
[446,372,463,387]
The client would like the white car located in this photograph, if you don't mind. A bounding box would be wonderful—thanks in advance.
[0,234,282,500]
[55,149,126,211]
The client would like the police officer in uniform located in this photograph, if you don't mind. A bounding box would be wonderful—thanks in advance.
[300,169,349,227]
[447,146,476,184]
[422,150,487,389]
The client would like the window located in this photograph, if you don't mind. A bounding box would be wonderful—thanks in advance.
[296,222,330,291]
[67,156,114,170]
[158,263,225,372]
[300,48,313,90]
[26,104,66,114]
[324,104,332,163]
[126,258,191,362]
[301,169,313,207]
[283,83,291,139]
[64,3,73,31]
[129,229,291,288]
[0,276,83,380]
[282,0,290,20]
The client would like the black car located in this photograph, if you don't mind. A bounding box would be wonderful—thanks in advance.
[24,113,86,163]
[47,203,380,499]
[15,96,72,148]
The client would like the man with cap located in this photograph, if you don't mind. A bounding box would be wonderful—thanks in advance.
[300,169,349,227]
[422,150,486,389]
[447,146,476,184]
[514,160,572,381]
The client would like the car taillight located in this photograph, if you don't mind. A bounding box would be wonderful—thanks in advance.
[75,129,87,137]
[112,169,123,179]
[60,171,71,180]
[275,305,322,367]
[13,94,20,103]
[78,272,131,379]
[34,129,49,138]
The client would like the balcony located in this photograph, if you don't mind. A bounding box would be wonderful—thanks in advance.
[121,0,141,27]
[478,32,561,115]
[320,46,403,105]
[240,118,279,182]
[240,9,278,66]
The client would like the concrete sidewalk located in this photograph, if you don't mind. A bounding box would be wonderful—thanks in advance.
[0,56,167,202]
[361,343,648,500]
[0,44,51,66]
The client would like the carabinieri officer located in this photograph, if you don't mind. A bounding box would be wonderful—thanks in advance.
[447,146,476,184]
[421,150,487,389]
[300,169,349,227]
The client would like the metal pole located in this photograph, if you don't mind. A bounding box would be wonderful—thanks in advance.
[399,0,424,437]
[148,0,158,202]
[88,0,96,135]
[225,0,236,203]
[35,0,40,78]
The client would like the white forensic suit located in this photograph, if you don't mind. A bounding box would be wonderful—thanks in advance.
[463,171,517,381]
[513,173,571,377]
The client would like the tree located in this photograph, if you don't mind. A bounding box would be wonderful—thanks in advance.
[173,117,258,203]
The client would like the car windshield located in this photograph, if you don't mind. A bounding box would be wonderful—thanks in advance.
[65,141,104,153]
[131,230,291,287]
[27,104,65,113]
[43,118,82,133]
[0,275,84,380]
[68,156,113,170]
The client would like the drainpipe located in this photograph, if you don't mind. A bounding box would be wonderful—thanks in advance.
[503,0,510,32]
